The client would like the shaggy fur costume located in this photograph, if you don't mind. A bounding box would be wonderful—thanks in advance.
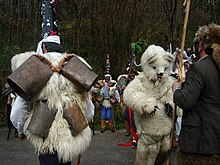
[123,45,175,165]
[11,52,92,163]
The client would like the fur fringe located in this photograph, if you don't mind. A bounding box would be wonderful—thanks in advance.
[208,23,220,69]
[102,99,111,108]
[25,117,91,163]
[212,43,220,70]
[198,23,220,70]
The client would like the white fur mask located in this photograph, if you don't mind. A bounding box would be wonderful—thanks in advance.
[141,45,174,82]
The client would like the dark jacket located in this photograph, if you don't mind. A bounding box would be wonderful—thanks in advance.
[173,55,220,154]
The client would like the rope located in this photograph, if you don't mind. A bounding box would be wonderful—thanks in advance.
[34,54,73,73]
[56,54,73,73]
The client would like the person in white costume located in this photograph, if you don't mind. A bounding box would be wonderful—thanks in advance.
[123,45,175,165]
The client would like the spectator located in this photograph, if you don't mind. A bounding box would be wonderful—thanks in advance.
[172,23,220,165]
[99,74,120,133]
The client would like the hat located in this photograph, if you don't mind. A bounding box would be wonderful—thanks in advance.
[104,74,112,81]
[36,0,60,54]
[41,0,59,39]
[105,54,111,74]
[104,74,111,78]
[42,35,60,44]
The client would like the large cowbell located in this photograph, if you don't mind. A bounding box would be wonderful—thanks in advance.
[27,100,56,138]
[7,55,53,101]
[61,56,99,91]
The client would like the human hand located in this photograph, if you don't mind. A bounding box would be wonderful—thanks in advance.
[172,81,182,92]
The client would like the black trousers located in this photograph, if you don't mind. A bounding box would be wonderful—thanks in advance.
[38,153,71,165]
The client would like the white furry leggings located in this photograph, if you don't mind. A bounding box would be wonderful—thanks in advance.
[135,133,170,165]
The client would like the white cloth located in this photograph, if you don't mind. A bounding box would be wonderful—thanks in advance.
[10,96,28,134]
[91,86,99,94]
[36,35,61,54]
[114,89,120,103]
[175,116,182,136]
[10,93,16,106]
[85,92,94,122]
[109,87,120,103]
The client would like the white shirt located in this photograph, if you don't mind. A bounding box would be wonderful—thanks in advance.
[10,96,28,134]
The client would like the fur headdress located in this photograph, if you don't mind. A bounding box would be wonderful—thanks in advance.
[194,23,220,69]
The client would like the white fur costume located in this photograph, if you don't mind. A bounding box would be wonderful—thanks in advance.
[10,51,93,163]
[123,45,175,165]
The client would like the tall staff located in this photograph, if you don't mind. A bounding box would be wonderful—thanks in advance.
[166,0,191,165]
[178,0,191,81]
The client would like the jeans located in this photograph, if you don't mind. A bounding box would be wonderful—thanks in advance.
[100,105,112,120]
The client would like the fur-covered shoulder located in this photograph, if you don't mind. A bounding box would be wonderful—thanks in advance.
[212,44,220,69]
[200,23,220,69]
[208,23,220,69]
[11,51,35,71]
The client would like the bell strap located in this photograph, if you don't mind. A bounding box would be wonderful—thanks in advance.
[34,54,73,73]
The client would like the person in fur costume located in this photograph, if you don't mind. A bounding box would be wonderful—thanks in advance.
[10,39,95,164]
[123,44,175,165]
[9,1,97,163]
[172,23,220,165]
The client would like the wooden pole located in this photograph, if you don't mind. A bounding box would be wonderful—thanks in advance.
[92,117,95,135]
[75,154,81,165]
[179,0,191,81]
[166,0,191,165]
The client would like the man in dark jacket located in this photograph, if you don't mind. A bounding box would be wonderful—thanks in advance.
[172,24,220,165]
